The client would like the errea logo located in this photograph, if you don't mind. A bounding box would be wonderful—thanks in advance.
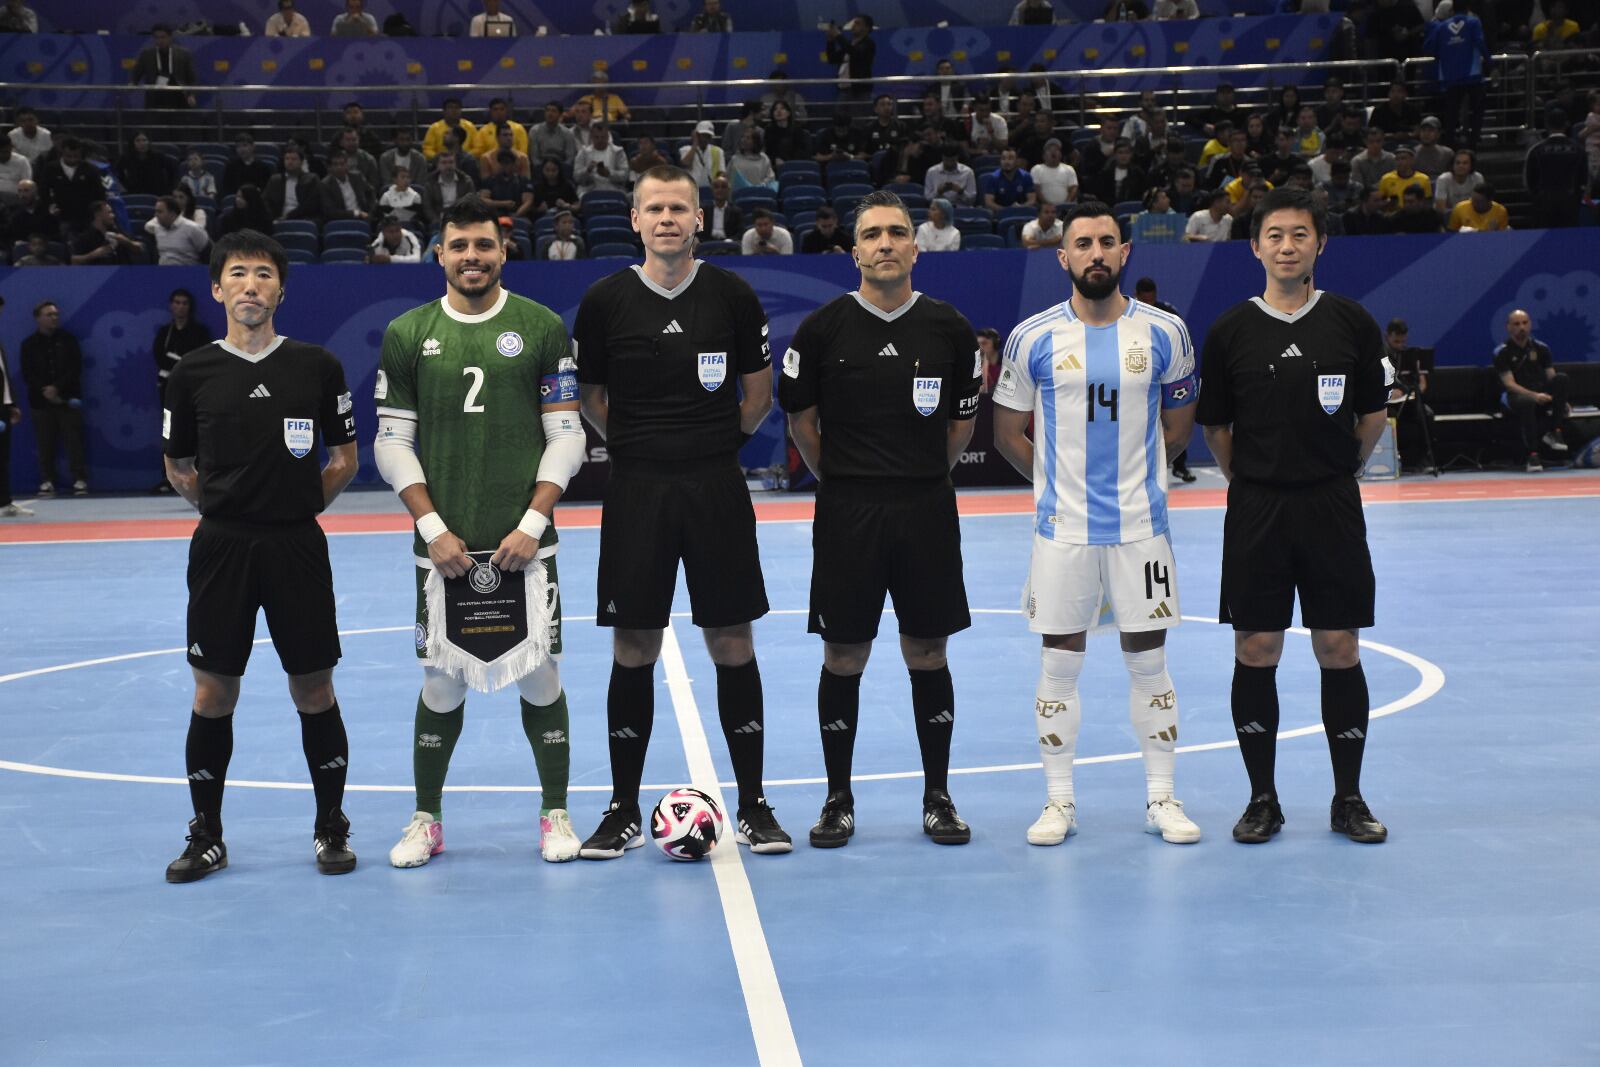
[422,338,441,358]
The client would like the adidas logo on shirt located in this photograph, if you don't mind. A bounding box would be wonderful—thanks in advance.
[661,320,684,334]
[249,384,272,398]
[1279,343,1305,360]
[877,343,900,357]
[732,720,763,734]
[1055,353,1083,371]
[1147,602,1174,620]
[605,601,617,614]
[188,643,203,656]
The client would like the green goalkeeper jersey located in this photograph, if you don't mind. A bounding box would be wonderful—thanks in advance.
[376,288,573,558]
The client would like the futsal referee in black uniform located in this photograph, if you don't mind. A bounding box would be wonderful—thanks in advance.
[1196,187,1391,845]
[573,165,791,858]
[780,189,983,848]
[161,231,360,882]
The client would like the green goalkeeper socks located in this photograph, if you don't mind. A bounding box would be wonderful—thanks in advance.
[413,695,465,819]
[521,692,571,814]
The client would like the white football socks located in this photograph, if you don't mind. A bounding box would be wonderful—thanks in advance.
[1124,647,1178,804]
[1035,647,1085,804]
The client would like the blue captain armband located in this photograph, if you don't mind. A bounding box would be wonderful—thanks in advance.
[540,370,579,403]
[1162,372,1198,408]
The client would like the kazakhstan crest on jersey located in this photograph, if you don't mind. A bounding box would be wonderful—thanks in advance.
[496,331,524,358]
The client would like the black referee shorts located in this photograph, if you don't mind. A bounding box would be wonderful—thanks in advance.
[186,517,342,677]
[1219,476,1375,633]
[809,478,971,645]
[597,456,768,630]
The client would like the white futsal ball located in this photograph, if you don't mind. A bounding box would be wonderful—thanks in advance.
[650,787,725,861]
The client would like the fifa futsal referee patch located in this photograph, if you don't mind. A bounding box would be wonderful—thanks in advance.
[913,376,942,416]
[1317,374,1346,414]
[697,352,728,391]
[283,418,315,458]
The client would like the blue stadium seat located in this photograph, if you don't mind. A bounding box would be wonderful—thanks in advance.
[580,190,629,216]
[732,187,777,208]
[321,247,368,263]
[829,182,875,200]
[778,162,822,186]
[955,216,994,237]
[323,220,371,238]
[962,233,1006,249]
[273,219,318,238]
[997,205,1036,224]
[590,242,637,259]
[831,195,864,219]
[825,160,870,187]
[908,207,928,226]
[534,216,557,236]
[1112,200,1144,218]
[1000,217,1029,246]
[780,193,824,213]
[697,239,742,256]
[323,231,370,252]
[274,231,319,256]
[283,247,317,265]
[972,154,1001,173]
[787,210,817,231]
[584,226,635,247]
[511,234,533,260]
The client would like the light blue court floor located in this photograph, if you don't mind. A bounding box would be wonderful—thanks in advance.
[2,476,1597,1066]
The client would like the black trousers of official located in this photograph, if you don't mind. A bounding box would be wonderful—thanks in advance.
[32,405,87,485]
[1441,82,1486,147]
[1504,372,1571,452]
[1531,192,1580,230]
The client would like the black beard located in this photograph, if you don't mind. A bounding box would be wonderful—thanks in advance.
[1070,263,1121,301]
[450,262,501,297]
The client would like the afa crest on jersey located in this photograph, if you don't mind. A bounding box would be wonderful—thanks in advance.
[698,351,728,391]
[1125,344,1148,374]
[283,418,315,458]
[912,376,942,416]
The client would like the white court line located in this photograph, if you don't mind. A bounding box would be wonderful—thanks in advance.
[660,622,803,1067]
[0,614,1444,794]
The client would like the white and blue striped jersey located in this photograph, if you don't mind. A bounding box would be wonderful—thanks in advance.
[993,298,1197,545]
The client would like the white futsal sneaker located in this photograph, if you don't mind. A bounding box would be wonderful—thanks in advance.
[1145,797,1202,844]
[1026,799,1078,845]
[539,809,581,863]
[0,502,34,517]
[389,811,445,868]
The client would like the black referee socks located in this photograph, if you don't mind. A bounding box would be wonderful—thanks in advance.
[715,660,766,810]
[1321,664,1370,798]
[298,703,349,828]
[909,666,956,797]
[1231,661,1280,799]
[817,667,862,798]
[185,711,233,836]
[607,661,656,810]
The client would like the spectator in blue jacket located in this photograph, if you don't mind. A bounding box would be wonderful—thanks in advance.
[1426,0,1491,149]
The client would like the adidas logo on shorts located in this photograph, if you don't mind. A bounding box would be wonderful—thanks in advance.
[732,720,763,734]
[821,719,850,732]
[1148,602,1174,620]
[926,710,954,724]
[1335,728,1366,740]
[1237,722,1267,734]
[610,727,640,740]
[188,643,203,656]
[319,756,347,771]
[188,769,215,781]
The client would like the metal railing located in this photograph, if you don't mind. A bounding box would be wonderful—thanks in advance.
[0,48,1569,154]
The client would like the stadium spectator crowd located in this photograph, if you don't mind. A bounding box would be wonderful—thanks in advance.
[2,0,1598,265]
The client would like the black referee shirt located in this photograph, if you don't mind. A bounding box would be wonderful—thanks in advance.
[164,337,355,524]
[1196,291,1388,487]
[154,319,214,396]
[778,291,981,482]
[1492,338,1553,393]
[573,261,771,465]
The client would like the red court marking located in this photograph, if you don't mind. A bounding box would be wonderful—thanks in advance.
[0,477,1593,545]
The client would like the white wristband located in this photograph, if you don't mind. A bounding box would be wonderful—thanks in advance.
[416,512,448,544]
[517,509,549,541]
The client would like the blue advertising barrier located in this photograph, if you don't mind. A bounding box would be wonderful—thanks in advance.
[37,0,1282,39]
[3,229,1596,495]
[4,17,1339,111]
